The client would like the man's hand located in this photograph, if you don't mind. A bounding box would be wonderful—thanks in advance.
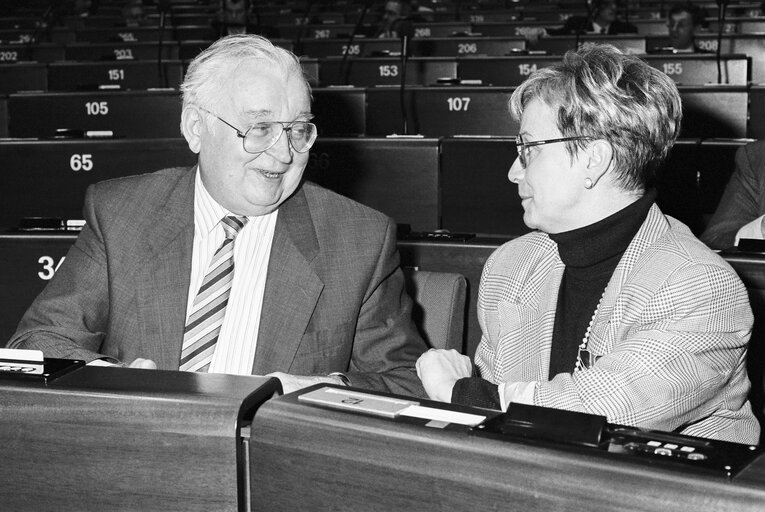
[416,349,472,402]
[266,372,346,395]
[126,358,157,369]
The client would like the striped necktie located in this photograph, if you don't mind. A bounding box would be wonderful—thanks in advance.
[179,215,248,372]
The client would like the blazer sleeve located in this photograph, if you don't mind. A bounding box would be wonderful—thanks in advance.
[533,260,754,436]
[701,143,765,250]
[343,217,428,397]
[6,185,114,362]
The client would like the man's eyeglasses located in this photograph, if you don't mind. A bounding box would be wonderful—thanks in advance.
[514,135,592,168]
[199,107,318,154]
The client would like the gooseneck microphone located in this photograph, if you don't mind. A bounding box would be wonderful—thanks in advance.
[396,17,415,135]
[715,0,729,84]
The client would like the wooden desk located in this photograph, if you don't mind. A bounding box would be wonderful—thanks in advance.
[0,367,281,511]
[249,388,765,512]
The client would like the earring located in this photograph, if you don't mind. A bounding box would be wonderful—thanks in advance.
[584,177,593,189]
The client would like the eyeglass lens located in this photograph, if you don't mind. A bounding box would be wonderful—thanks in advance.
[243,122,316,154]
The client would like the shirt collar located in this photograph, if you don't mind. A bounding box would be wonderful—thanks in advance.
[194,168,231,239]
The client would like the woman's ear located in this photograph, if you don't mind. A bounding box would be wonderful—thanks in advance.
[585,139,614,187]
[181,106,203,154]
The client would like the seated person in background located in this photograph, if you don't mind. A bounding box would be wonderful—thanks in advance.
[701,140,765,250]
[665,2,708,53]
[417,43,760,445]
[519,0,637,44]
[375,0,426,38]
[547,0,638,36]
[121,0,149,27]
[212,0,252,36]
[6,34,428,397]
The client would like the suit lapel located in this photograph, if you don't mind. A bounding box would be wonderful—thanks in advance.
[253,186,324,374]
[590,204,669,354]
[134,168,196,369]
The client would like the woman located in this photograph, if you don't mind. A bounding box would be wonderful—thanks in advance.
[417,44,760,445]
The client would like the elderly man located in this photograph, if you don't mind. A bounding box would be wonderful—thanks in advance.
[417,44,759,444]
[7,34,427,396]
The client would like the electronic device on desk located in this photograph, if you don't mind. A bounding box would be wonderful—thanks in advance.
[476,402,760,479]
[16,217,84,232]
[731,238,765,254]
[398,225,475,242]
[0,348,84,384]
[293,385,761,479]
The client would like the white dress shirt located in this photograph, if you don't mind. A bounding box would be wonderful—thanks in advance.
[187,170,277,375]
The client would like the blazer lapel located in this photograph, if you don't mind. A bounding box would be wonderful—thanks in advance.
[253,187,324,374]
[590,204,669,354]
[134,168,196,369]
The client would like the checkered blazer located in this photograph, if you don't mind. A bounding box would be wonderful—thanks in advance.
[475,204,761,444]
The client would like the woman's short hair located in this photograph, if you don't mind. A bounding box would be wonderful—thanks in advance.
[509,43,682,191]
[180,34,311,112]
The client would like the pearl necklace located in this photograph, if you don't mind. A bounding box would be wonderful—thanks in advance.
[574,290,606,372]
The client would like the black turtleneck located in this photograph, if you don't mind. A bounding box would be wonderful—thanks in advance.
[451,190,657,409]
[546,190,656,377]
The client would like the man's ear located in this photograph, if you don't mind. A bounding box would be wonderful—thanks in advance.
[181,106,203,154]
[586,139,614,187]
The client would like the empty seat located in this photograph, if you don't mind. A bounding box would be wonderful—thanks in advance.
[403,269,467,351]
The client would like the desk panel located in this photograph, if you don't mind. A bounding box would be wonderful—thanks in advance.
[0,232,77,343]
[679,86,748,139]
[642,54,749,86]
[439,136,528,237]
[312,87,366,136]
[304,137,440,231]
[249,390,765,512]
[365,86,517,137]
[8,90,182,138]
[319,56,457,86]
[47,60,184,91]
[456,55,561,86]
[0,62,46,93]
[0,43,65,62]
[0,138,196,228]
[532,35,647,55]
[64,41,180,61]
[0,367,280,511]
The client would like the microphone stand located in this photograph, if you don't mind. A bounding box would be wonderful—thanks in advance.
[575,0,595,51]
[716,0,728,84]
[157,0,170,88]
[336,0,374,85]
[397,18,414,135]
[294,0,317,57]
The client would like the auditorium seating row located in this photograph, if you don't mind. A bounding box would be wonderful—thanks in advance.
[0,135,746,243]
[1,83,762,141]
[0,51,755,98]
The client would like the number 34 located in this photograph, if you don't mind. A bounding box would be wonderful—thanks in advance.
[38,256,65,280]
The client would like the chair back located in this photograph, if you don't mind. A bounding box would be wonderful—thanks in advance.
[403,269,467,352]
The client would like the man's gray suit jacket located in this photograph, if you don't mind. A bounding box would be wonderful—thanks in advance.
[8,167,427,397]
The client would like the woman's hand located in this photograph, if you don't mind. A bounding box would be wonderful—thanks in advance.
[416,349,472,402]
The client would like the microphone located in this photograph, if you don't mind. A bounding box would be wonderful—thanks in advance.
[396,17,415,135]
[715,0,729,83]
